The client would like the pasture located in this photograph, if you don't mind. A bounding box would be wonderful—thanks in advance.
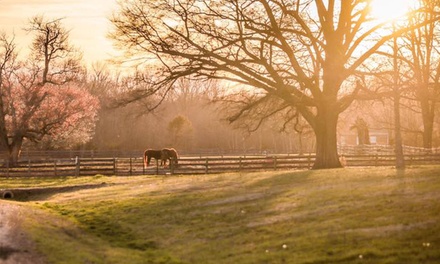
[2,166,440,263]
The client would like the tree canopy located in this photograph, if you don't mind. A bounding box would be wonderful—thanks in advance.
[0,16,98,164]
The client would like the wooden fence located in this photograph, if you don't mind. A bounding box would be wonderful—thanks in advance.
[338,144,440,155]
[1,153,440,177]
[9,145,440,160]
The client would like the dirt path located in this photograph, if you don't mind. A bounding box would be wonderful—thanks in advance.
[0,202,45,264]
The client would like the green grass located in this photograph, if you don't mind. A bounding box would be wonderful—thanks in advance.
[7,166,440,263]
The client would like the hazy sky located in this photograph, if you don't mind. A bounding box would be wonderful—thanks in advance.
[0,0,119,65]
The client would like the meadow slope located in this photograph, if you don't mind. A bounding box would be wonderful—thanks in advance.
[2,166,440,263]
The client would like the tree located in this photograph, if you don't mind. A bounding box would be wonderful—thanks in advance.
[111,0,430,169]
[350,117,371,145]
[25,16,82,85]
[404,0,440,149]
[28,85,99,150]
[0,16,97,164]
[0,33,16,155]
[167,115,193,149]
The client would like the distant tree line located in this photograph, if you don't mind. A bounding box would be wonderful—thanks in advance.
[84,74,316,155]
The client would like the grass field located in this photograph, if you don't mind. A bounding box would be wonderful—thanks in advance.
[4,166,440,263]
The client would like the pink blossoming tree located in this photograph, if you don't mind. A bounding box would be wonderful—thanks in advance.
[0,16,99,165]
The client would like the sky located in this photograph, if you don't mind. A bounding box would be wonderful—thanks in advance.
[0,0,119,66]
[0,0,414,67]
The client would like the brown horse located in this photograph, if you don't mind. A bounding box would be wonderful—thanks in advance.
[143,149,163,168]
[161,148,179,167]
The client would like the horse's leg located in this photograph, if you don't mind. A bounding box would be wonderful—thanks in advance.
[144,153,151,167]
[160,150,167,167]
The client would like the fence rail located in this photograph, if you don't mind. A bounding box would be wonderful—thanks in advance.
[1,153,440,177]
[2,144,439,160]
[338,144,440,155]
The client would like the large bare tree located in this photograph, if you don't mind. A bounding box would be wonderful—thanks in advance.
[111,0,426,169]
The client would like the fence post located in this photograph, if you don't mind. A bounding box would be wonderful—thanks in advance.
[54,160,57,177]
[75,156,80,176]
[114,158,117,175]
[6,159,9,178]
[28,159,31,177]
[170,158,175,175]
[307,154,311,169]
[273,156,277,170]
[239,157,242,172]
[205,158,209,174]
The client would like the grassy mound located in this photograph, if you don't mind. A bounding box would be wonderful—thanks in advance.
[9,166,440,263]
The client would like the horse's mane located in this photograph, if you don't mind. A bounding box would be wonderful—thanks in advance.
[161,148,179,166]
[169,148,179,158]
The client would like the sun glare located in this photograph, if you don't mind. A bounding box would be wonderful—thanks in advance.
[370,0,415,21]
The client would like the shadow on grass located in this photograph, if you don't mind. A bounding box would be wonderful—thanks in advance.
[1,183,110,201]
[0,246,20,261]
[249,170,314,188]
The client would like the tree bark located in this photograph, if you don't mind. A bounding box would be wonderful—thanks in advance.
[298,132,303,156]
[394,93,405,169]
[393,23,405,169]
[0,99,9,151]
[312,110,342,169]
[8,135,23,166]
[421,100,435,150]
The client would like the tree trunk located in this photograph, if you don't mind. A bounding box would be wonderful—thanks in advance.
[312,110,341,169]
[422,117,433,150]
[394,91,405,169]
[0,100,9,152]
[8,135,23,166]
[421,100,434,150]
[393,25,405,169]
